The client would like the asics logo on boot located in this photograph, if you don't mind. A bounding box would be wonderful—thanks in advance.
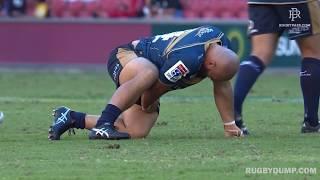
[55,109,70,125]
[92,128,110,138]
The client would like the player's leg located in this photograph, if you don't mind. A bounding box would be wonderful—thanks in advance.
[48,106,86,140]
[233,4,281,134]
[285,0,320,133]
[234,33,278,134]
[297,34,320,132]
[49,44,159,140]
[83,104,159,138]
[117,104,159,138]
[48,103,159,140]
[89,56,159,139]
[234,33,278,112]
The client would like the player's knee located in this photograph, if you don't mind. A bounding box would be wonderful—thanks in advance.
[136,57,157,70]
[134,58,158,78]
[250,50,273,65]
[144,68,158,79]
[300,44,320,59]
[137,67,158,86]
[251,35,277,64]
[298,35,320,59]
[129,129,150,139]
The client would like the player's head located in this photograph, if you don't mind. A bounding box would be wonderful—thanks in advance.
[204,44,239,81]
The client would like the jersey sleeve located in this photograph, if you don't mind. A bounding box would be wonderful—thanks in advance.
[159,55,201,86]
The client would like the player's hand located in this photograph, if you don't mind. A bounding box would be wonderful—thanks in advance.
[224,123,244,137]
[142,100,159,113]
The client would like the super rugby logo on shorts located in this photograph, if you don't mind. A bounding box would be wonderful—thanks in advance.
[164,61,190,83]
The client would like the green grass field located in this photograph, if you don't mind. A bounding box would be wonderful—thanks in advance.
[0,69,319,180]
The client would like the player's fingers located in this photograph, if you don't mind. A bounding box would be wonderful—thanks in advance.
[224,129,244,137]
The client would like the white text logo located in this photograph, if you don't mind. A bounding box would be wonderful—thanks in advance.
[289,8,301,22]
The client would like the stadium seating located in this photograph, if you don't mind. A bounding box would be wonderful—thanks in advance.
[2,0,247,19]
[79,0,100,17]
[49,0,143,18]
[51,0,66,17]
[181,0,247,19]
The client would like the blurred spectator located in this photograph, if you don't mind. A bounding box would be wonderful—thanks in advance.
[50,0,143,18]
[143,0,183,18]
[82,0,99,17]
[33,0,49,18]
[99,0,144,18]
[0,0,4,16]
[3,0,27,17]
[0,0,247,19]
[181,0,247,19]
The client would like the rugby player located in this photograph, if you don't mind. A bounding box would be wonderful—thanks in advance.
[234,0,320,134]
[48,25,243,140]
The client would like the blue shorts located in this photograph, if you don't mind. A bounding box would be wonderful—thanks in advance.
[106,43,160,113]
[248,0,320,39]
[107,43,136,88]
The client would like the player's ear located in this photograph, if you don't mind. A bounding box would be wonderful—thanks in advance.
[205,59,216,66]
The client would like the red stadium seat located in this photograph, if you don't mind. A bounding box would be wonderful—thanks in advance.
[220,11,235,19]
[181,0,201,18]
[48,0,246,19]
[238,9,248,19]
[114,0,134,17]
[99,0,116,17]
[181,0,247,19]
[68,0,85,17]
[99,0,142,18]
[127,0,144,17]
[180,0,192,10]
[26,0,36,16]
[51,0,66,17]
[184,10,199,19]
[216,0,234,18]
[81,0,100,17]
[236,0,248,18]
[204,0,223,18]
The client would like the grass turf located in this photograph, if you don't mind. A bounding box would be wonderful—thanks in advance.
[0,70,319,180]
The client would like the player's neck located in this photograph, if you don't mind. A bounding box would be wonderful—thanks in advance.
[198,65,207,78]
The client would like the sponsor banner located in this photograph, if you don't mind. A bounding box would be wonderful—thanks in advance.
[0,22,150,64]
[0,20,301,66]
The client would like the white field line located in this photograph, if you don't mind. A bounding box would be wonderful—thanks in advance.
[0,96,303,104]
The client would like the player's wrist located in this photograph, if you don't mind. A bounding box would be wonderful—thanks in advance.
[223,120,243,137]
[223,120,235,126]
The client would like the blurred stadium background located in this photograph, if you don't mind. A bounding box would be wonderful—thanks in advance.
[1,0,247,19]
[1,1,319,179]
[0,0,301,67]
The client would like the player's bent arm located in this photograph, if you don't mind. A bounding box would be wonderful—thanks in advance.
[213,80,243,137]
[141,80,172,110]
[213,80,234,123]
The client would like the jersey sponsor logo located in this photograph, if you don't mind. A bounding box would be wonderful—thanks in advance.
[195,27,214,38]
[197,53,204,60]
[164,60,190,83]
